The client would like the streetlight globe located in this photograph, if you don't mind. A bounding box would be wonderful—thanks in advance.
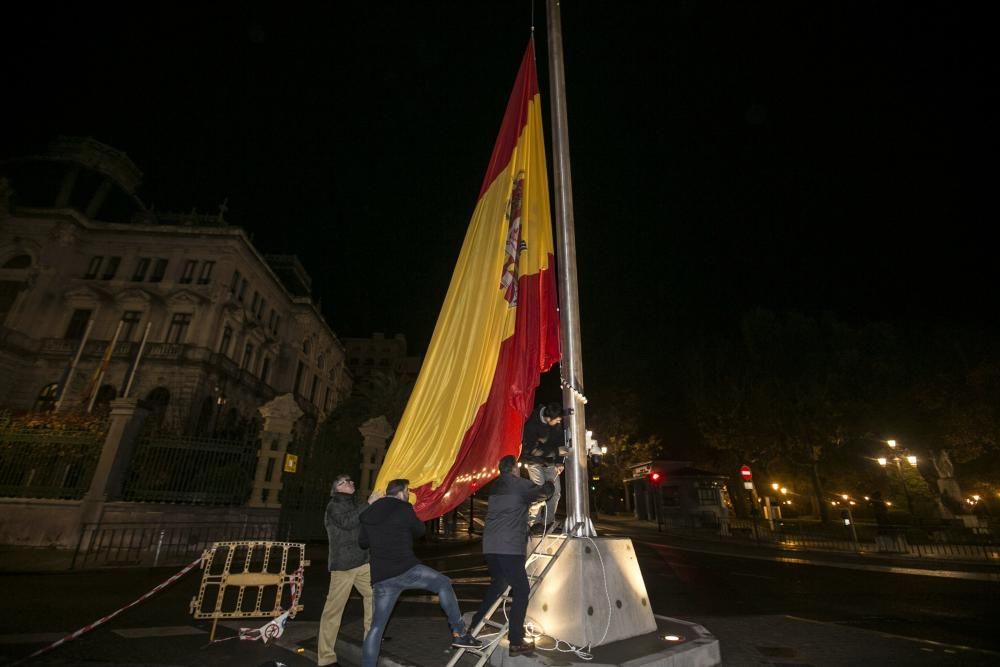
[772,483,779,491]
[877,457,887,466]
[906,455,917,466]
[780,487,788,495]
[841,494,849,500]
[600,446,607,455]
[887,439,897,448]
[973,494,981,501]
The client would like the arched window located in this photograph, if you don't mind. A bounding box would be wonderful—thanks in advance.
[145,386,170,426]
[94,384,117,412]
[33,382,59,412]
[2,255,31,269]
[317,354,325,370]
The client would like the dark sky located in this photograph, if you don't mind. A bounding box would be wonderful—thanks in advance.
[3,2,997,440]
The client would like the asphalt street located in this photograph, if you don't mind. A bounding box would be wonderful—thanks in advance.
[1,523,998,666]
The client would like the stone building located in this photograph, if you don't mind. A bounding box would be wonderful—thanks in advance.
[342,332,422,385]
[0,137,351,433]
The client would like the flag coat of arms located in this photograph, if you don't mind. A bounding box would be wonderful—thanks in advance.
[375,41,561,520]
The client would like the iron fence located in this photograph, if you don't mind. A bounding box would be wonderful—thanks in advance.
[72,520,277,569]
[0,420,106,499]
[121,433,258,505]
[720,517,1000,561]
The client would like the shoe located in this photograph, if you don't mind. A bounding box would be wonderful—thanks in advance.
[452,632,483,649]
[509,640,536,656]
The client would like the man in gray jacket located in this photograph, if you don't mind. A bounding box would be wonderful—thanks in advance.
[468,455,554,657]
[318,474,373,667]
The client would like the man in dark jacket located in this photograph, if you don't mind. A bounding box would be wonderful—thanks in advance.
[520,402,567,531]
[359,478,480,667]
[318,474,373,667]
[469,455,554,656]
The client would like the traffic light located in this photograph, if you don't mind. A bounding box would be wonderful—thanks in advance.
[648,471,662,486]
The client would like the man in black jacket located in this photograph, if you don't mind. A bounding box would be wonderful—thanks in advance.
[520,402,567,531]
[469,455,554,656]
[318,474,373,667]
[359,478,480,667]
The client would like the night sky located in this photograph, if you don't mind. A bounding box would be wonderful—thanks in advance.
[3,2,996,442]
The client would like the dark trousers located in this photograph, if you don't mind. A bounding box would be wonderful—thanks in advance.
[470,553,530,644]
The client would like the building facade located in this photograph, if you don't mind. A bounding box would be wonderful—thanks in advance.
[342,332,422,385]
[0,137,351,433]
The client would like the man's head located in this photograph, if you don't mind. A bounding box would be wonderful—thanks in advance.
[542,402,563,426]
[331,473,355,496]
[498,455,518,475]
[386,478,410,500]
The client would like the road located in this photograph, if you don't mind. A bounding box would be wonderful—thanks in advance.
[2,523,998,666]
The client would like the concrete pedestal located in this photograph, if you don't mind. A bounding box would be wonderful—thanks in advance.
[524,536,656,648]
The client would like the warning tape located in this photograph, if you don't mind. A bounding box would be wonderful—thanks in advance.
[10,556,202,666]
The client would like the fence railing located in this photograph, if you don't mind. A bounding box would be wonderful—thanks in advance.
[72,520,277,569]
[121,433,258,505]
[717,517,1000,562]
[0,422,106,499]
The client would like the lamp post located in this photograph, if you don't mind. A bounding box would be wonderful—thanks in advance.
[879,442,916,516]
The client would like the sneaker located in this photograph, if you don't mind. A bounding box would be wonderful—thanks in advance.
[509,640,536,656]
[452,632,483,649]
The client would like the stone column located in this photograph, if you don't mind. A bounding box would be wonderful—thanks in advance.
[80,398,150,524]
[249,393,303,508]
[358,416,394,496]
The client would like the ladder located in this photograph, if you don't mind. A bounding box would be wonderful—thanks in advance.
[446,523,576,667]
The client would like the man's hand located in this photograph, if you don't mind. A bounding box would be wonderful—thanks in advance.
[368,490,385,504]
[555,464,564,475]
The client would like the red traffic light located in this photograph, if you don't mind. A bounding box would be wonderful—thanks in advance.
[649,471,662,485]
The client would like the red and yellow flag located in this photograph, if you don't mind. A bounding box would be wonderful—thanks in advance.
[375,41,561,520]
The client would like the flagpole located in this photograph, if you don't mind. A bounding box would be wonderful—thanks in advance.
[122,321,151,398]
[54,319,94,413]
[87,321,124,413]
[546,0,594,537]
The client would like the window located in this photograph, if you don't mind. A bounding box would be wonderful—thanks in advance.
[260,356,271,384]
[148,258,168,283]
[84,256,103,279]
[250,291,259,312]
[65,308,92,339]
[120,311,142,341]
[309,376,319,403]
[317,354,325,370]
[131,258,151,282]
[294,361,305,395]
[273,315,281,335]
[698,487,720,506]
[219,325,233,356]
[3,255,31,269]
[165,313,192,343]
[257,298,266,320]
[101,256,121,280]
[198,260,215,285]
[268,309,276,331]
[230,269,241,293]
[34,383,59,412]
[324,387,332,411]
[242,343,255,370]
[302,339,311,356]
[179,260,196,284]
[239,278,248,301]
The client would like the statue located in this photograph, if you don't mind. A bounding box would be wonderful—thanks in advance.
[931,449,963,518]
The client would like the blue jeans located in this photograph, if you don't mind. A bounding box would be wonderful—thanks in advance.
[361,564,465,667]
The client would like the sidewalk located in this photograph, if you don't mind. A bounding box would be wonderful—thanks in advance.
[595,513,1000,580]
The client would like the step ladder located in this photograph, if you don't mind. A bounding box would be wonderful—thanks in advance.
[446,523,577,667]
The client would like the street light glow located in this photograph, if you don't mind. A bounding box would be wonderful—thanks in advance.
[906,455,917,466]
[780,487,788,495]
[877,457,887,466]
[841,494,849,500]
[887,439,897,448]
[772,483,780,491]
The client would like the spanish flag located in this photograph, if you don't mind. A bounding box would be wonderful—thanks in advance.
[375,41,561,520]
